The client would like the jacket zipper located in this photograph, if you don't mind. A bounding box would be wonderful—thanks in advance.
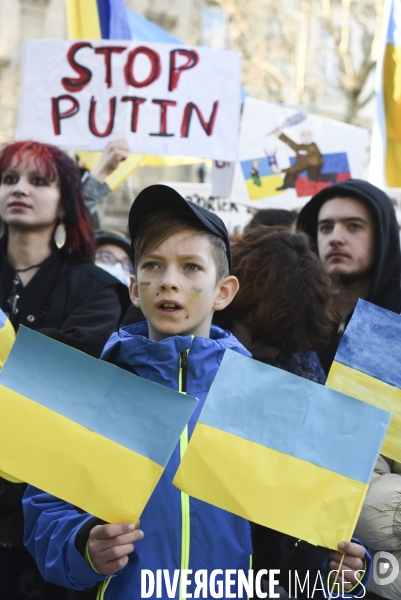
[179,350,190,600]
[97,350,191,600]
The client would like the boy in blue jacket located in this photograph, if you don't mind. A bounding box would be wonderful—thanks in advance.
[23,185,369,599]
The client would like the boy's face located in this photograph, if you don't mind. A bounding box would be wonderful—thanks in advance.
[130,230,238,341]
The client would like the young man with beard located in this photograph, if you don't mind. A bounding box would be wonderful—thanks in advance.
[298,180,401,600]
[297,179,401,374]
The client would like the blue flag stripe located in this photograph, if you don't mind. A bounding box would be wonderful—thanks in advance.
[335,299,401,388]
[199,350,390,484]
[0,327,197,467]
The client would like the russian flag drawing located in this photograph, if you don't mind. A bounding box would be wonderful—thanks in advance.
[327,299,401,463]
[0,327,197,523]
[174,349,390,549]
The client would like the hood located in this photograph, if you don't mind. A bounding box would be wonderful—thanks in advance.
[101,322,251,396]
[297,179,401,312]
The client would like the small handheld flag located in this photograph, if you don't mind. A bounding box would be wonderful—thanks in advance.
[327,299,401,462]
[0,309,15,369]
[0,327,197,523]
[174,349,390,549]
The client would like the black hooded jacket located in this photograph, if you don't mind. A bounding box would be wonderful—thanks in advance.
[297,179,401,373]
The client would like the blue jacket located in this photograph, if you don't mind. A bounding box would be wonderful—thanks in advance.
[23,323,371,599]
[23,324,253,598]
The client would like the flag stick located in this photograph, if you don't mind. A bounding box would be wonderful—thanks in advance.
[328,552,345,600]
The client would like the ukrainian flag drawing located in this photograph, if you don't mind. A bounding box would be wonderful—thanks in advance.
[370,0,401,186]
[0,309,15,369]
[327,299,401,463]
[174,349,390,549]
[0,327,197,524]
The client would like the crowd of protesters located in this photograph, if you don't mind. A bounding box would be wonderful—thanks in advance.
[0,139,399,600]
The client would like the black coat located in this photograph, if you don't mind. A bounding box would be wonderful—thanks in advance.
[0,245,130,359]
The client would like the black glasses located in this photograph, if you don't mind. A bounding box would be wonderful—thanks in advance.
[95,249,134,275]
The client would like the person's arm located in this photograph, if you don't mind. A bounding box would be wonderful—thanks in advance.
[277,132,301,152]
[91,139,129,184]
[81,172,110,215]
[354,455,401,550]
[23,486,108,589]
[81,139,129,214]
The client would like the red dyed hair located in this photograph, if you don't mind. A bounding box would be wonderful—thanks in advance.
[0,141,94,260]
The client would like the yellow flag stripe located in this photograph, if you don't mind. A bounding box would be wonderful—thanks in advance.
[0,385,163,523]
[0,318,15,369]
[327,362,401,463]
[173,422,367,550]
[65,0,101,40]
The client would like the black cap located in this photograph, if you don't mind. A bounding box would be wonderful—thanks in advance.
[95,229,131,257]
[129,184,232,271]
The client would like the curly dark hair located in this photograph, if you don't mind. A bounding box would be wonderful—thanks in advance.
[222,226,337,351]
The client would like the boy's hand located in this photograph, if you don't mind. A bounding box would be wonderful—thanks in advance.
[328,541,365,591]
[88,521,144,576]
[91,139,129,183]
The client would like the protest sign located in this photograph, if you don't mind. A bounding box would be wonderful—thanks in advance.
[229,98,368,210]
[174,349,390,549]
[212,160,235,197]
[327,299,401,462]
[160,182,253,234]
[16,40,241,161]
[0,327,197,524]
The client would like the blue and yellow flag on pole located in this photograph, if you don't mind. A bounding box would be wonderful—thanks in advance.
[174,349,390,549]
[370,0,401,187]
[0,327,197,523]
[0,309,15,369]
[327,299,401,463]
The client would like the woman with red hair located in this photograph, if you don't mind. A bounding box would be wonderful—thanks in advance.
[0,141,128,600]
[0,141,128,354]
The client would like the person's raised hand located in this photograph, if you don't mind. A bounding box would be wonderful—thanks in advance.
[88,521,144,576]
[328,541,365,591]
[91,139,129,183]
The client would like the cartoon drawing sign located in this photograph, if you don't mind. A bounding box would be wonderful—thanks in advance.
[16,40,241,161]
[230,99,368,210]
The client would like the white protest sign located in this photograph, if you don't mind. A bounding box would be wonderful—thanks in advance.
[160,182,253,234]
[16,40,241,161]
[212,161,235,197]
[230,98,368,210]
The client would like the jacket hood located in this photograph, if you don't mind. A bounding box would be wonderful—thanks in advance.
[297,179,401,311]
[101,322,251,395]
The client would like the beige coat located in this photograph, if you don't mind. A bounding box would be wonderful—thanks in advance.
[354,455,401,599]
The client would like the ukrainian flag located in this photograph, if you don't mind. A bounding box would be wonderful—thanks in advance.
[0,327,197,523]
[0,309,15,369]
[327,299,401,463]
[174,349,390,549]
[370,0,401,186]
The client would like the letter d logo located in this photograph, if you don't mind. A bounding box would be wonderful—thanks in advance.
[372,551,399,586]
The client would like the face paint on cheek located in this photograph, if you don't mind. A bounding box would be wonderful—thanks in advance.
[190,286,202,299]
[140,282,151,290]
